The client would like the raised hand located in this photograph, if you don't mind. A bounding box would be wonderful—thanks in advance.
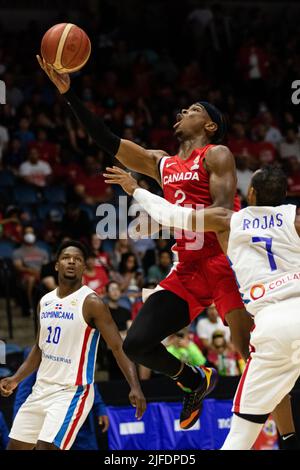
[36,54,70,94]
[104,166,139,195]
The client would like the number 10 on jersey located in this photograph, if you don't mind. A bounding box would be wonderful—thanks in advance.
[46,326,61,344]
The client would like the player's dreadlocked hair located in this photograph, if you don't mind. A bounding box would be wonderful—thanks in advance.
[251,166,287,206]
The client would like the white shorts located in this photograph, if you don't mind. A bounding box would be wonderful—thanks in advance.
[9,379,94,450]
[233,298,300,415]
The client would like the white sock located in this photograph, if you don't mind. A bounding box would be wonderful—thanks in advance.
[221,414,264,450]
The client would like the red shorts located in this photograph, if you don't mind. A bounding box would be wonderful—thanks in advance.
[159,252,244,323]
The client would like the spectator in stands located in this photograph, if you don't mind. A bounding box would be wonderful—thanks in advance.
[90,233,111,270]
[142,237,173,274]
[105,281,132,339]
[207,331,244,376]
[260,111,283,147]
[18,147,52,187]
[2,137,24,171]
[227,122,253,159]
[13,117,35,149]
[12,226,49,316]
[116,253,143,298]
[252,124,277,164]
[104,281,132,379]
[28,128,58,165]
[196,304,230,351]
[167,328,206,367]
[60,202,93,241]
[82,252,109,296]
[109,237,133,271]
[147,250,172,283]
[279,128,300,161]
[235,156,253,201]
[74,155,113,205]
[4,72,24,109]
[0,122,9,163]
[286,157,300,200]
[0,206,23,243]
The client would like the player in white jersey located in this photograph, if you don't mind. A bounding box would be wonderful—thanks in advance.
[0,240,146,450]
[105,165,300,450]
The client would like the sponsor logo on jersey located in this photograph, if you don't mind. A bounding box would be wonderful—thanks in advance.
[249,271,300,300]
[250,283,266,300]
[166,161,176,168]
[163,171,200,185]
[70,299,78,306]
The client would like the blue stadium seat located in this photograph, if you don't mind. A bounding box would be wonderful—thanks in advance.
[14,186,39,205]
[36,240,51,256]
[0,241,15,259]
[37,203,65,221]
[43,186,66,204]
[80,203,96,221]
[0,170,15,187]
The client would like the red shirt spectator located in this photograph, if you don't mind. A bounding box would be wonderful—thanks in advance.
[28,129,58,165]
[83,254,109,296]
[74,156,113,204]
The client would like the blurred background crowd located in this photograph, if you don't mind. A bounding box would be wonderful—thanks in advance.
[1,0,300,381]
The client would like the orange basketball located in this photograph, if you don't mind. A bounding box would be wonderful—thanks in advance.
[41,23,91,74]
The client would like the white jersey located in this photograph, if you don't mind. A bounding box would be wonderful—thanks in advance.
[227,204,300,316]
[36,285,100,386]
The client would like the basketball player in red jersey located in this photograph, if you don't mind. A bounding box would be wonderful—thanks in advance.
[37,57,296,444]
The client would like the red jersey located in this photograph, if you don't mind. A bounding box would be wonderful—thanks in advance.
[160,144,240,261]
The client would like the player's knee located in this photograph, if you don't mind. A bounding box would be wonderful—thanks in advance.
[123,330,148,361]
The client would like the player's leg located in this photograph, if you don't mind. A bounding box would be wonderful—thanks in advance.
[7,438,35,450]
[38,384,94,450]
[222,304,300,449]
[221,414,266,450]
[123,290,218,429]
[123,290,191,375]
[8,392,45,450]
[36,440,59,450]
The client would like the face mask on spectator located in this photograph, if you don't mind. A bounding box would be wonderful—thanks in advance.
[24,233,36,244]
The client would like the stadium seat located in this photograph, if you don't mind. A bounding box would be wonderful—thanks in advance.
[43,186,66,204]
[0,241,15,259]
[14,185,39,205]
[37,203,65,221]
[80,203,96,221]
[0,170,15,187]
[36,240,51,256]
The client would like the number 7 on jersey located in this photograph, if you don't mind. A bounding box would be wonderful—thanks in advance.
[252,236,277,272]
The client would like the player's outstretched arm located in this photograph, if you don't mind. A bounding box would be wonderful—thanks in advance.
[36,55,164,182]
[83,294,146,419]
[104,166,232,235]
[0,307,41,397]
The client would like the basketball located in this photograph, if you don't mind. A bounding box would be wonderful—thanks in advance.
[41,23,91,74]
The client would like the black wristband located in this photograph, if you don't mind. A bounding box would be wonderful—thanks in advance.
[63,88,121,156]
